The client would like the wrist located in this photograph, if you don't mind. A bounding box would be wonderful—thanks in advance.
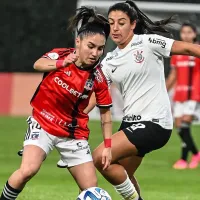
[56,60,64,69]
[104,138,111,148]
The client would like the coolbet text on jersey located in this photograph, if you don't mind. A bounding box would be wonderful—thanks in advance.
[31,48,112,139]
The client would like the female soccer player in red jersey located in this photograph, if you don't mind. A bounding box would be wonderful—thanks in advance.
[166,22,200,169]
[0,7,112,200]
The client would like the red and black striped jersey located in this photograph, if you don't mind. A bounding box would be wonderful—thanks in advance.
[31,48,112,139]
[171,55,200,102]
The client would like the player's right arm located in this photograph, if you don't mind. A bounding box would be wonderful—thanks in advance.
[83,57,112,114]
[33,52,78,72]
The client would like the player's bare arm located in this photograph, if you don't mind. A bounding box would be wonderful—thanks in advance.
[171,41,200,57]
[99,108,112,170]
[83,92,96,114]
[33,53,79,72]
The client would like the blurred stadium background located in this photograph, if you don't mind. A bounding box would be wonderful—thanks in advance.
[0,0,200,199]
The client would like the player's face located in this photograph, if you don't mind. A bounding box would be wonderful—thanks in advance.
[76,34,105,66]
[180,26,196,43]
[108,10,135,47]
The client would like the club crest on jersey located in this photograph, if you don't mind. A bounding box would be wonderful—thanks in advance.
[84,79,94,91]
[134,50,144,63]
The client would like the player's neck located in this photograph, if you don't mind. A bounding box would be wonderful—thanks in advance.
[118,33,134,49]
[74,60,94,70]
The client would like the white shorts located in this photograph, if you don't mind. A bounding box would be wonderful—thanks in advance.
[23,116,92,167]
[173,101,199,118]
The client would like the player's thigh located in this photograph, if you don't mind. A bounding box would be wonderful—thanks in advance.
[56,139,93,168]
[68,161,97,190]
[56,139,95,190]
[118,155,143,177]
[20,145,46,177]
[93,130,138,170]
[21,116,54,174]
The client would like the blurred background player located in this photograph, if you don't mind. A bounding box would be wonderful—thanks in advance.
[0,7,113,200]
[166,22,200,169]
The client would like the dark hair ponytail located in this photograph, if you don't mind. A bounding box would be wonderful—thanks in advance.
[68,6,110,40]
[108,0,177,37]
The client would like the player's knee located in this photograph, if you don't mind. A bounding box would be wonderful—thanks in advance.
[92,151,103,170]
[19,165,39,182]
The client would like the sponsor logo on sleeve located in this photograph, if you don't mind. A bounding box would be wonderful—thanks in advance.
[48,52,59,59]
[148,37,166,48]
[94,69,103,82]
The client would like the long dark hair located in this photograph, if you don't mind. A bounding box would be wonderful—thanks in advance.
[180,21,197,42]
[69,6,110,40]
[108,0,176,37]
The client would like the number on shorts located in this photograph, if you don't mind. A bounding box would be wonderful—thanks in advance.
[24,117,41,141]
[127,123,146,133]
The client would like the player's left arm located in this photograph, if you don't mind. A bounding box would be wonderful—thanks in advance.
[83,92,96,114]
[94,68,113,170]
[171,41,200,57]
[99,107,112,170]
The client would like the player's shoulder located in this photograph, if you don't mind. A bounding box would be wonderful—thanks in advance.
[44,48,75,60]
[101,48,119,66]
[94,65,107,83]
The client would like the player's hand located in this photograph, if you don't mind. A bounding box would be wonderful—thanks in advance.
[63,53,79,66]
[102,147,112,170]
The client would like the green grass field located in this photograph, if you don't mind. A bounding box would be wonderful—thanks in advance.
[0,116,200,200]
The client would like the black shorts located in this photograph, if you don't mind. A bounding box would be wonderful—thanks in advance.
[118,121,172,157]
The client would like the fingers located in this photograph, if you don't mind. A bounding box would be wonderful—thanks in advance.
[63,53,79,66]
[103,157,109,170]
[102,154,112,170]
[102,154,106,165]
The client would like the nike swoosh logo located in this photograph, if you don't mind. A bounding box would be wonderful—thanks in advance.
[111,67,117,73]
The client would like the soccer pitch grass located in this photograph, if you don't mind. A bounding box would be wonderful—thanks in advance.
[0,116,200,200]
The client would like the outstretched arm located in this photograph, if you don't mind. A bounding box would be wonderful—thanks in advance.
[33,53,78,72]
[171,41,200,57]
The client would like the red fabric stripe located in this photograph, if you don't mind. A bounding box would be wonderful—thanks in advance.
[0,73,12,114]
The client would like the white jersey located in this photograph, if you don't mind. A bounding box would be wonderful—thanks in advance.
[101,34,174,129]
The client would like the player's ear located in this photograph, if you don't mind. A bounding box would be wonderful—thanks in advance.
[131,20,136,31]
[75,36,80,48]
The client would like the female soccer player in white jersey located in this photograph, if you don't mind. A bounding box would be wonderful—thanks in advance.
[91,1,200,200]
[0,7,112,200]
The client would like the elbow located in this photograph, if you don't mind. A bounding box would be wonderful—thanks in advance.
[33,60,41,71]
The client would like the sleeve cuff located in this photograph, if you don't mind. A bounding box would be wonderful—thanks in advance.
[96,104,112,108]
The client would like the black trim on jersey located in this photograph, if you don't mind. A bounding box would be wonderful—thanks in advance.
[74,60,100,71]
[96,104,112,109]
[30,72,49,103]
[58,48,74,59]
[187,57,194,100]
[68,69,96,139]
